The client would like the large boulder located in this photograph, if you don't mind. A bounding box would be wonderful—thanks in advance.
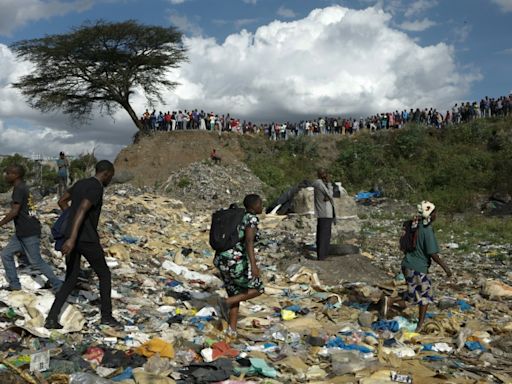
[289,183,360,241]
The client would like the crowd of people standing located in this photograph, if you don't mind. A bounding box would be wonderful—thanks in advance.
[140,94,512,140]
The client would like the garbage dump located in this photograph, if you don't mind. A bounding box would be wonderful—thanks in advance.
[1,183,512,384]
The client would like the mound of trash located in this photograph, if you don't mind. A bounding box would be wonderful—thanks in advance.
[1,186,512,383]
[161,161,266,210]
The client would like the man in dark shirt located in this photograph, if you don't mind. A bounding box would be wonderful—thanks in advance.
[44,160,121,329]
[0,165,63,291]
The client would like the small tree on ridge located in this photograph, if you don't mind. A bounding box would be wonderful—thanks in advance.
[10,20,187,132]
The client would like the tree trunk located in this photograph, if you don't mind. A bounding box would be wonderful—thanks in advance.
[123,101,144,131]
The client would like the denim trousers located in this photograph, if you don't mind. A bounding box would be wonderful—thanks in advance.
[1,235,62,289]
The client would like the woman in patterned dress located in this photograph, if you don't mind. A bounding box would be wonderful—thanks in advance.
[214,194,265,336]
[380,201,452,332]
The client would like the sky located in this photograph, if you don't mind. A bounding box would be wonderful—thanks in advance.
[0,0,511,160]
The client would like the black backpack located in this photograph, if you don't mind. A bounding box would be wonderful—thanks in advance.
[51,209,70,251]
[209,205,245,252]
[399,218,419,253]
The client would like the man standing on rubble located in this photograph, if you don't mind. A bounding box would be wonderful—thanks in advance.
[0,165,63,291]
[313,169,335,261]
[45,160,121,329]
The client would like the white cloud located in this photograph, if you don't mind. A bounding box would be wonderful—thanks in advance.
[0,0,93,36]
[499,47,512,54]
[169,0,187,4]
[0,5,481,159]
[169,13,203,36]
[404,0,438,18]
[277,6,297,18]
[399,18,436,31]
[243,0,258,4]
[491,0,512,12]
[166,6,479,121]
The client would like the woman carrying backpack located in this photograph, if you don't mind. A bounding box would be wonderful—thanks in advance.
[214,194,265,337]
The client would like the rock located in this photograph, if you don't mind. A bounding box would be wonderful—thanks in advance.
[112,170,135,184]
[291,187,315,215]
[358,311,374,328]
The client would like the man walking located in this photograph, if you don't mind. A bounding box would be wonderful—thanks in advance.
[1,165,63,291]
[44,160,121,329]
[313,169,335,261]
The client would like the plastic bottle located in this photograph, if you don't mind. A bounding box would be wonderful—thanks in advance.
[6,307,17,319]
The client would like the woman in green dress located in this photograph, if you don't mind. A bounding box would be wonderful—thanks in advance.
[214,194,265,336]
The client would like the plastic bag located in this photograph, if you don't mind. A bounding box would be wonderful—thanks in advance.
[69,372,114,384]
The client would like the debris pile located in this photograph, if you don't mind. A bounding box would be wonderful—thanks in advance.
[0,186,511,383]
[161,161,266,210]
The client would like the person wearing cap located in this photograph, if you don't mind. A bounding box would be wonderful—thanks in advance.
[56,152,70,197]
[380,201,452,332]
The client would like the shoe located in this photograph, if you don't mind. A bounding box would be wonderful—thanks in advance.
[44,318,63,330]
[100,316,123,328]
[217,297,230,322]
[379,296,389,320]
[1,285,21,292]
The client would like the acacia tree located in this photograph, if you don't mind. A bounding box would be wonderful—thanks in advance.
[10,20,187,132]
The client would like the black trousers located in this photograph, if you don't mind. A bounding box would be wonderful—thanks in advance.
[316,218,333,261]
[47,241,112,321]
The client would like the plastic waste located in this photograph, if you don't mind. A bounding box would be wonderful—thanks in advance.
[69,372,114,384]
[111,367,133,382]
[143,354,173,376]
[371,320,399,332]
[331,350,377,375]
[393,316,417,332]
[281,309,297,320]
[390,371,413,383]
[465,341,485,351]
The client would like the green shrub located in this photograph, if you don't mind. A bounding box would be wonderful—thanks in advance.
[177,177,191,188]
[241,117,512,213]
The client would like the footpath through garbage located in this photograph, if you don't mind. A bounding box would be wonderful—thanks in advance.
[1,183,512,384]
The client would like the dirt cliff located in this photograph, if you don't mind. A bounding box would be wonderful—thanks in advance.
[114,131,246,187]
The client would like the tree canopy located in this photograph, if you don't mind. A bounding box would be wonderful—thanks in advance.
[11,20,187,132]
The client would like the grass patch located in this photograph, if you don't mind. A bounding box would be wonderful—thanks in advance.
[435,213,512,245]
[177,177,191,189]
[240,135,319,203]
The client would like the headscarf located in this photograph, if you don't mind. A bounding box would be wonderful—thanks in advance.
[417,200,436,225]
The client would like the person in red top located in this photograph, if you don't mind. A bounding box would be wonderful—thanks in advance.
[211,149,221,164]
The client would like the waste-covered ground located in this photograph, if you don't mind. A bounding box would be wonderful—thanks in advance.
[1,185,512,384]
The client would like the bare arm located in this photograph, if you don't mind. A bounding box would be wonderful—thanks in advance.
[58,191,72,211]
[431,253,452,277]
[0,203,21,227]
[245,226,259,278]
[61,198,92,255]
